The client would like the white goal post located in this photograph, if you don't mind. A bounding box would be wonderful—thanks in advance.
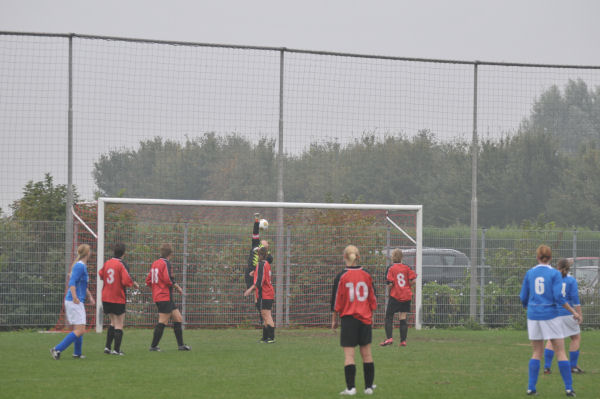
[95,198,423,332]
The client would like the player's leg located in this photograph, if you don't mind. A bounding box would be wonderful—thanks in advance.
[527,339,544,394]
[261,306,275,342]
[171,307,190,350]
[150,304,170,351]
[380,299,395,346]
[550,337,574,394]
[359,321,375,394]
[543,340,554,374]
[72,324,85,358]
[52,302,85,359]
[398,311,408,346]
[341,347,357,395]
[569,334,582,373]
[112,312,126,355]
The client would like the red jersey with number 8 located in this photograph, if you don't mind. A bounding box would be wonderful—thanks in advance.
[99,258,133,304]
[334,267,377,325]
[146,258,173,302]
[387,263,417,302]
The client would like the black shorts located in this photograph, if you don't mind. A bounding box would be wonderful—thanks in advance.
[155,301,177,314]
[103,302,126,315]
[385,297,411,317]
[257,298,273,311]
[340,316,372,347]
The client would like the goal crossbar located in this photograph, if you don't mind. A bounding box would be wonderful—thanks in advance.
[95,197,423,331]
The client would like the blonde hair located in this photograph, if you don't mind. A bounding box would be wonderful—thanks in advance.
[536,245,552,263]
[343,245,360,266]
[73,244,91,267]
[391,248,403,263]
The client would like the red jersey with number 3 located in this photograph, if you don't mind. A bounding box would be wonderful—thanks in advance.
[387,263,417,302]
[99,258,133,304]
[146,258,173,302]
[334,267,377,325]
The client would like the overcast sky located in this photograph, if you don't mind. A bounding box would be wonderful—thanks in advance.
[1,0,599,65]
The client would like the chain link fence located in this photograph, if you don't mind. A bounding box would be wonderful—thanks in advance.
[1,32,600,329]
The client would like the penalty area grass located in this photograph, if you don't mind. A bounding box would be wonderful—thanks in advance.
[0,328,598,399]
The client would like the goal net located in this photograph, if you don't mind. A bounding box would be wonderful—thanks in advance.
[81,198,422,332]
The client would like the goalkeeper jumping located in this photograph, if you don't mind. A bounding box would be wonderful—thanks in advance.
[245,213,273,290]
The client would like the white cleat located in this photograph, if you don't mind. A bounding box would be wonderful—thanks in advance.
[340,388,356,395]
[364,385,377,395]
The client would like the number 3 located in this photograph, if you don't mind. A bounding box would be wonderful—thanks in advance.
[106,268,115,284]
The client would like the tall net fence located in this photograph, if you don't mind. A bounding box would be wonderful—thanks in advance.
[1,32,600,329]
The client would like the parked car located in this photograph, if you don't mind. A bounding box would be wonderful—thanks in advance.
[566,257,599,295]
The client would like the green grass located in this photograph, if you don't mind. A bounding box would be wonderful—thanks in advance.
[0,328,598,398]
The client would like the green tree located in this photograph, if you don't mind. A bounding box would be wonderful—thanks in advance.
[10,173,77,221]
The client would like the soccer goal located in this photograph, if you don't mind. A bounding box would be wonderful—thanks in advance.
[92,198,423,333]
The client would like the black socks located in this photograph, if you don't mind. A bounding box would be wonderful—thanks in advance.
[344,364,356,390]
[114,329,123,353]
[105,325,115,349]
[400,319,408,342]
[173,322,184,346]
[151,323,165,348]
[363,362,375,389]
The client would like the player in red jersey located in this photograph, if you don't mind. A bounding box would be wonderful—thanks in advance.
[244,246,275,343]
[146,243,190,351]
[380,249,416,347]
[331,245,377,395]
[99,243,139,355]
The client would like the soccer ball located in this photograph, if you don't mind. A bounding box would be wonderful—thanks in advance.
[259,219,269,230]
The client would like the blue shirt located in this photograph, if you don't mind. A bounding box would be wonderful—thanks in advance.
[520,264,565,320]
[557,275,580,317]
[65,261,89,302]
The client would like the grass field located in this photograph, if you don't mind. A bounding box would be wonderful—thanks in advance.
[0,328,598,399]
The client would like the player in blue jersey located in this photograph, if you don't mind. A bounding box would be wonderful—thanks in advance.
[520,245,581,396]
[543,258,584,375]
[50,244,96,360]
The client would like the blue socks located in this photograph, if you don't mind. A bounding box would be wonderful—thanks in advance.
[528,359,540,391]
[74,335,83,356]
[55,332,77,352]
[544,348,554,369]
[558,360,573,390]
[569,350,579,369]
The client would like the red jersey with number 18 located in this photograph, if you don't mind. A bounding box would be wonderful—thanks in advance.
[387,263,417,302]
[334,267,377,325]
[99,258,133,304]
[146,258,173,302]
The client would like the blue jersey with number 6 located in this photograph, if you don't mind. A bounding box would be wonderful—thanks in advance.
[519,264,566,320]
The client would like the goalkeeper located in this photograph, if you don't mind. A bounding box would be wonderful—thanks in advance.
[245,213,273,290]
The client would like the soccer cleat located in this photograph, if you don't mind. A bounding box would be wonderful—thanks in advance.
[178,344,191,351]
[265,338,276,344]
[50,348,60,360]
[111,350,125,356]
[571,366,584,374]
[543,368,551,375]
[364,385,376,395]
[526,389,537,396]
[399,341,407,347]
[565,390,576,397]
[103,347,111,354]
[72,354,86,359]
[149,346,161,352]
[339,387,356,396]
[379,338,393,347]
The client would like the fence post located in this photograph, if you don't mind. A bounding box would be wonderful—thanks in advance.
[275,48,285,328]
[480,228,486,324]
[469,61,479,320]
[285,226,291,326]
[65,34,74,279]
[385,225,390,314]
[182,222,188,328]
[572,228,577,277]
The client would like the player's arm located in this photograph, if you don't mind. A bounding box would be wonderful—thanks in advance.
[570,280,583,323]
[385,266,393,287]
[251,213,260,248]
[330,273,342,329]
[86,288,95,306]
[244,284,256,297]
[519,273,529,308]
[68,264,83,303]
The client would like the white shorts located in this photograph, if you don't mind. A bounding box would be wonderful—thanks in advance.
[557,314,581,337]
[527,317,566,341]
[65,300,86,325]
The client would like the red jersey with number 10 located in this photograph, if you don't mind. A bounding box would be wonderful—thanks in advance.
[99,258,133,304]
[146,258,173,302]
[387,263,417,302]
[334,267,377,325]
